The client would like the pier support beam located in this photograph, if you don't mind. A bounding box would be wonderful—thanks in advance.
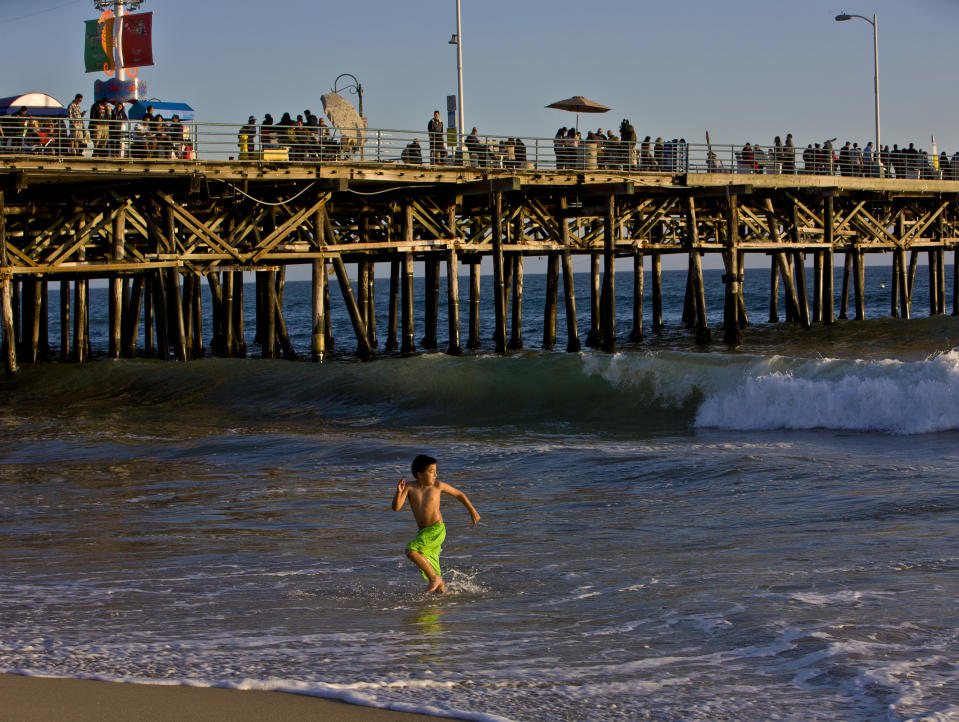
[543,252,559,350]
[0,191,16,376]
[508,253,524,351]
[558,199,580,352]
[822,195,836,325]
[722,194,742,345]
[492,193,507,354]
[586,253,602,347]
[651,252,664,333]
[333,256,374,361]
[601,195,616,352]
[628,249,644,343]
[386,257,399,352]
[686,198,711,345]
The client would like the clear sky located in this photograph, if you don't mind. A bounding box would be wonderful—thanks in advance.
[4,0,959,155]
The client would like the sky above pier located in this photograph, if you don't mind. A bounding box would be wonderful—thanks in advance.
[5,0,959,155]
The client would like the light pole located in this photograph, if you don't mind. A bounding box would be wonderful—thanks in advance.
[332,73,364,119]
[448,0,465,151]
[835,12,881,175]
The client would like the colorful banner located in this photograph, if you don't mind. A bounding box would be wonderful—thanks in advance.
[84,18,114,74]
[95,77,147,104]
[119,12,154,69]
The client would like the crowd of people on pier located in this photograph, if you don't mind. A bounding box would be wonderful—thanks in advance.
[731,135,959,180]
[4,98,959,182]
[235,110,353,161]
[0,94,190,160]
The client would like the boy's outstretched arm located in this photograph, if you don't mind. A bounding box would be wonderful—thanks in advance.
[392,478,409,511]
[441,482,481,525]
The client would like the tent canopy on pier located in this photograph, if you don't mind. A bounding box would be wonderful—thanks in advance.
[0,93,67,117]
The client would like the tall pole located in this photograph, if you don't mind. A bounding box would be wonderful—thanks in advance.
[836,12,881,174]
[872,13,881,174]
[455,0,465,150]
[113,1,126,83]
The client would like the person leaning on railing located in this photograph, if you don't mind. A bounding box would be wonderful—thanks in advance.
[238,116,257,160]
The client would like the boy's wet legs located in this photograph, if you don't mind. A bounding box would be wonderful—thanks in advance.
[406,548,445,593]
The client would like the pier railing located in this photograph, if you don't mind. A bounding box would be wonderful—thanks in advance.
[0,118,956,180]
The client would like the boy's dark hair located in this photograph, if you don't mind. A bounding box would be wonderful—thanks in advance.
[411,454,437,476]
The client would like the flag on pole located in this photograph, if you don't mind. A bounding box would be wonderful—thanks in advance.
[119,13,154,68]
[84,18,114,73]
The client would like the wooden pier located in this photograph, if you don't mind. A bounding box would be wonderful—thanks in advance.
[2,156,959,373]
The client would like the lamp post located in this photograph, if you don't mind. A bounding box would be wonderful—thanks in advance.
[332,73,364,119]
[835,12,881,175]
[448,0,465,151]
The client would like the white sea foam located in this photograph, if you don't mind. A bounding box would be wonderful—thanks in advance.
[584,349,959,434]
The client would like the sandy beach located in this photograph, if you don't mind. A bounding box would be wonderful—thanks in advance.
[1,674,444,721]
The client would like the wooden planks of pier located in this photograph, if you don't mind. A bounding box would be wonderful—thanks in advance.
[2,156,959,373]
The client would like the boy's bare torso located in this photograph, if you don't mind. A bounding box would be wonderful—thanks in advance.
[405,482,445,528]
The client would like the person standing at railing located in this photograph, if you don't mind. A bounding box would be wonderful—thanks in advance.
[783,134,796,173]
[131,117,149,159]
[863,142,875,177]
[553,127,567,170]
[169,115,185,160]
[428,110,445,165]
[67,94,86,157]
[238,116,257,160]
[466,128,487,168]
[261,114,275,150]
[620,119,636,170]
[89,98,110,158]
[110,101,127,159]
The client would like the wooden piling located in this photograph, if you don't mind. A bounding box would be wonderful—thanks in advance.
[492,193,506,354]
[822,195,836,325]
[312,257,327,362]
[686,198,711,345]
[543,253,559,350]
[793,251,810,328]
[769,256,780,323]
[59,279,70,362]
[468,259,482,350]
[234,270,246,357]
[446,248,462,355]
[890,251,900,318]
[386,257,400,352]
[122,277,144,358]
[261,269,275,358]
[508,253,524,350]
[73,239,88,364]
[722,194,741,344]
[586,253,602,347]
[839,251,851,319]
[812,251,823,323]
[558,198,581,352]
[109,206,126,358]
[601,195,616,352]
[628,250,644,343]
[332,256,374,361]
[422,255,440,350]
[402,251,415,355]
[652,253,664,333]
[0,190,15,376]
[206,272,223,356]
[853,248,865,320]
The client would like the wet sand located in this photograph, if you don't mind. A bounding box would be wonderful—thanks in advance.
[1,673,444,721]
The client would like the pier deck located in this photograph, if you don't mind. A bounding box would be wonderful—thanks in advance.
[2,155,958,370]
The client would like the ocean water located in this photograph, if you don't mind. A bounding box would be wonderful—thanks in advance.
[1,266,958,721]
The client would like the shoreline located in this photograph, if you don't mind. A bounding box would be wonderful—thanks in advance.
[1,673,449,722]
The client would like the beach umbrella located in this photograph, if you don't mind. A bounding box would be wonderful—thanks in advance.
[546,95,611,131]
[321,92,365,152]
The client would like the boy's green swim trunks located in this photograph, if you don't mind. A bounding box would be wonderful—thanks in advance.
[406,522,446,579]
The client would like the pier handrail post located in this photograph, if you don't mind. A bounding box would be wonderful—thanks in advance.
[0,190,17,376]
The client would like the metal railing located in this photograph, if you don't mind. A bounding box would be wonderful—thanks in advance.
[1,116,957,181]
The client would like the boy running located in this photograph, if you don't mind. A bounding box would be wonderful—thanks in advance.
[392,454,481,593]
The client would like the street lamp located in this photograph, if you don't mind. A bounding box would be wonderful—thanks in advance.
[835,12,881,175]
[332,73,363,119]
[449,0,466,152]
